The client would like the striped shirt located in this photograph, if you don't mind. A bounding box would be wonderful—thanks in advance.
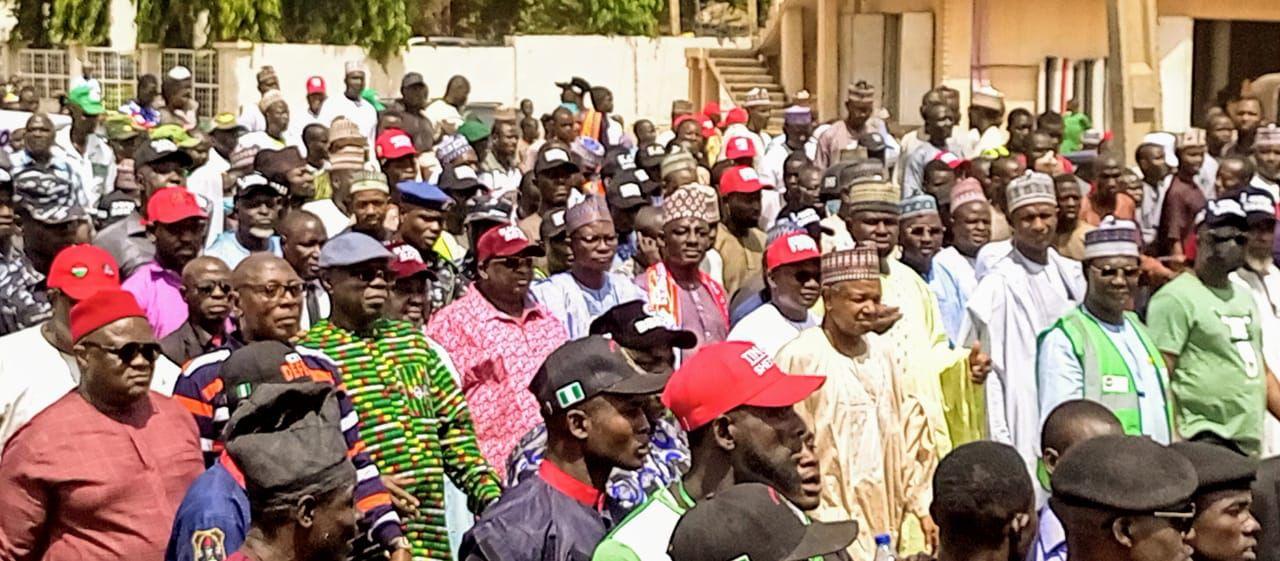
[299,319,503,561]
[171,345,404,550]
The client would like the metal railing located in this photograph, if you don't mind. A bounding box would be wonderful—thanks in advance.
[86,48,139,113]
[17,49,69,100]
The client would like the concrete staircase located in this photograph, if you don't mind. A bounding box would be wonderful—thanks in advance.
[703,48,787,134]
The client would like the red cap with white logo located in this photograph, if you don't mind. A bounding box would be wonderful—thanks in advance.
[662,341,826,430]
[765,231,821,271]
[475,224,547,262]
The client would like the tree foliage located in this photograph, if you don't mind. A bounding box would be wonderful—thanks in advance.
[518,0,663,36]
[49,0,110,44]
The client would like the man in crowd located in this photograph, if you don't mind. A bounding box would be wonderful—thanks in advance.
[775,246,933,558]
[1251,124,1280,197]
[902,102,961,197]
[205,173,285,268]
[345,171,392,240]
[1232,189,1280,454]
[530,196,646,339]
[727,230,822,357]
[930,441,1036,561]
[960,87,1008,159]
[159,256,234,365]
[964,170,1084,471]
[0,168,93,335]
[1031,400,1126,561]
[481,119,523,196]
[1135,143,1171,245]
[220,383,358,561]
[384,243,433,326]
[1049,436,1198,561]
[377,128,420,185]
[0,289,203,560]
[1172,441,1261,561]
[506,301,697,510]
[389,72,435,152]
[815,81,898,169]
[714,165,767,299]
[60,83,114,207]
[594,339,826,561]
[1053,174,1093,261]
[325,62,377,143]
[278,210,330,329]
[427,76,470,139]
[428,224,568,472]
[1148,197,1277,455]
[95,138,194,277]
[11,114,86,208]
[461,336,665,561]
[761,106,813,190]
[899,194,945,281]
[637,186,728,360]
[394,181,465,312]
[237,66,280,133]
[519,147,578,242]
[1158,129,1210,262]
[298,233,502,560]
[1037,218,1172,443]
[123,186,209,339]
[239,90,298,151]
[931,179,990,344]
[1227,96,1263,156]
[670,482,858,561]
[122,74,161,127]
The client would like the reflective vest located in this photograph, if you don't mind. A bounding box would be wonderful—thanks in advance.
[1045,306,1173,437]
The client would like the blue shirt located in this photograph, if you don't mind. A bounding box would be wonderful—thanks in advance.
[1032,504,1067,561]
[204,232,283,269]
[165,460,249,561]
[529,271,647,340]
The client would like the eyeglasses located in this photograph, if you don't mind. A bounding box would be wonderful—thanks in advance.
[792,270,820,284]
[1211,233,1249,246]
[240,281,305,299]
[81,341,162,363]
[1089,265,1142,280]
[194,281,232,296]
[906,225,945,238]
[1149,504,1198,535]
[490,256,534,270]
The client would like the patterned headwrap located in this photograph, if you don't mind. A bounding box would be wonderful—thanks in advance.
[821,246,880,286]
[663,186,707,223]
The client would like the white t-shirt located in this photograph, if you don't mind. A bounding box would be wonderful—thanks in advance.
[727,302,819,358]
[0,325,180,456]
[301,199,353,239]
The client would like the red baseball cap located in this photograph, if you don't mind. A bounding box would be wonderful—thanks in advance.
[724,136,756,161]
[375,128,416,161]
[305,76,326,95]
[721,107,749,127]
[69,289,146,342]
[47,244,121,301]
[145,187,208,225]
[662,341,825,431]
[719,165,764,196]
[386,242,431,279]
[475,224,546,262]
[932,151,965,170]
[701,101,721,116]
[765,231,821,271]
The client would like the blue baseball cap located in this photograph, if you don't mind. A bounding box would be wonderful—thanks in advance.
[398,181,452,211]
[318,232,393,269]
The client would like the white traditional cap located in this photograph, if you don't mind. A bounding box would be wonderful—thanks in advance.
[900,194,939,220]
[1176,128,1207,149]
[1006,171,1056,213]
[344,61,366,77]
[744,87,771,108]
[1256,124,1280,147]
[1083,216,1141,260]
[970,86,1005,111]
[167,66,192,81]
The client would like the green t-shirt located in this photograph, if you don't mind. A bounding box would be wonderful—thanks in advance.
[1061,112,1092,154]
[592,482,696,561]
[1147,273,1265,454]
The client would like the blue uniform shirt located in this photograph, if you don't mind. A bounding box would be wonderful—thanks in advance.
[165,458,250,561]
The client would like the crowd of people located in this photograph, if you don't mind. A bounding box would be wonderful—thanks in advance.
[0,58,1276,561]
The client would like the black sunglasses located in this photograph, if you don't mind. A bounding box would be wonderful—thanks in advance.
[195,281,232,296]
[792,269,820,284]
[1089,265,1141,280]
[490,256,534,270]
[351,267,391,284]
[240,281,305,299]
[81,341,162,363]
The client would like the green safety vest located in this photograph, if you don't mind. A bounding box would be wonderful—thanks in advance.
[1036,307,1174,489]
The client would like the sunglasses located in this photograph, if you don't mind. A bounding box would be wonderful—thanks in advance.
[1211,233,1248,246]
[1089,265,1142,280]
[906,225,945,238]
[490,256,534,270]
[195,281,232,296]
[241,281,305,299]
[81,341,162,363]
[792,270,821,284]
[1149,504,1198,535]
[350,267,391,284]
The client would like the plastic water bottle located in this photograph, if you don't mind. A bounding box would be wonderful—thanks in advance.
[873,533,895,561]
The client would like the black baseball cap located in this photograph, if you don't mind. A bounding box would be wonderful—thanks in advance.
[605,174,650,210]
[611,168,660,198]
[439,164,484,193]
[219,341,337,412]
[590,301,696,350]
[670,483,858,561]
[600,148,636,179]
[636,143,666,170]
[528,335,669,415]
[401,72,426,89]
[539,207,568,241]
[134,138,195,169]
[535,147,580,175]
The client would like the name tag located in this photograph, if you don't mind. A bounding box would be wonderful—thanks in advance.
[1102,375,1129,394]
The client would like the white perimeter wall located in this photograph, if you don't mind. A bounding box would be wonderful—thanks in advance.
[242,35,750,128]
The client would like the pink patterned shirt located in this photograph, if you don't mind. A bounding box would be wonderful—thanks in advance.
[426,286,568,477]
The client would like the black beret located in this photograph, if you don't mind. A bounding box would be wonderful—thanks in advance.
[1052,435,1196,511]
[1171,441,1258,494]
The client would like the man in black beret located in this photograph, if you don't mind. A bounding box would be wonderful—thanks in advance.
[1034,400,1126,561]
[223,382,358,561]
[1050,435,1197,561]
[1171,441,1260,561]
[669,482,858,561]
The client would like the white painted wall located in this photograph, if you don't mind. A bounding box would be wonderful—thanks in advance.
[1158,16,1194,133]
[240,35,750,128]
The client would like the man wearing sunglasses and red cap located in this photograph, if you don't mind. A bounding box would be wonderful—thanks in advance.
[0,288,203,561]
[727,230,821,357]
[0,244,182,453]
[122,186,210,339]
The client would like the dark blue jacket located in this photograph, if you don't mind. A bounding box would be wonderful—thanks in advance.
[165,459,249,561]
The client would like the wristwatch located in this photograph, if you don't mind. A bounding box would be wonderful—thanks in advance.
[392,537,412,551]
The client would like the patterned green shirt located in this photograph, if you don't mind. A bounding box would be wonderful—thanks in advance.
[299,318,502,561]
